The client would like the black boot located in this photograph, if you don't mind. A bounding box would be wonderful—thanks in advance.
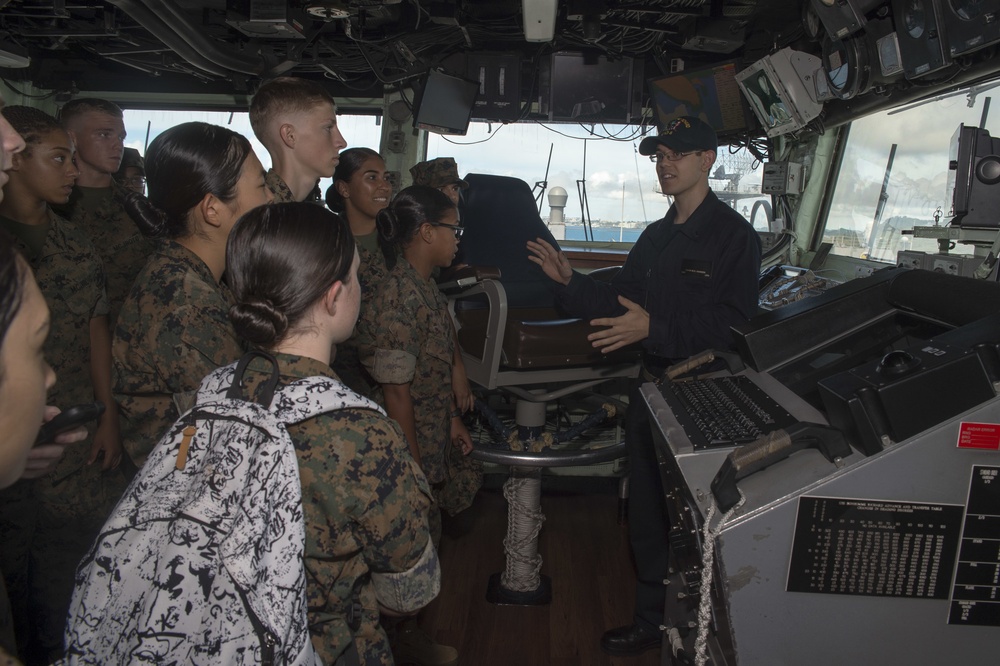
[599,622,661,656]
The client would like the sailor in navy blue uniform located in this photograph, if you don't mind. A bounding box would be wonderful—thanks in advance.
[528,115,761,656]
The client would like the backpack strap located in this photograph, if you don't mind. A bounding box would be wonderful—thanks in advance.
[226,350,281,406]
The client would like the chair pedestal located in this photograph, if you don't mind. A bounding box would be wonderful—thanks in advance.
[487,399,552,606]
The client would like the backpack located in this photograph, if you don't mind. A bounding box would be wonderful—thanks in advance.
[63,352,385,665]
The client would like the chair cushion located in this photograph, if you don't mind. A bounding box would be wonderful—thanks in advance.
[457,307,642,369]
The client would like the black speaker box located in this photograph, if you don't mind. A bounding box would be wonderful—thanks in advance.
[467,53,522,122]
[941,0,1000,57]
[892,0,951,79]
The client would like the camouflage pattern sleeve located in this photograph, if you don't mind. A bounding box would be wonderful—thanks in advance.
[237,352,434,665]
[365,269,422,385]
[371,349,417,385]
[63,184,152,328]
[114,243,244,464]
[91,283,110,319]
[288,376,434,666]
[0,213,129,664]
[361,261,456,486]
[19,215,111,471]
[330,234,391,395]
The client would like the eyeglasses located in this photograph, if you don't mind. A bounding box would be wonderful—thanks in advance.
[123,176,146,187]
[649,150,701,163]
[429,221,464,238]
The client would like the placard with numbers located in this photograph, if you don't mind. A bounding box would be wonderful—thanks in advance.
[949,465,1000,626]
[787,496,963,599]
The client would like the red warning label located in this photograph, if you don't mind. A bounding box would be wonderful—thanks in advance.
[957,422,1000,450]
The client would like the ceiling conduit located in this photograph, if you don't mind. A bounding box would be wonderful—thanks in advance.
[108,0,271,77]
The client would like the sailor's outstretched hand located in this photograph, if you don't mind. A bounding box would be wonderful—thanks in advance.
[527,238,573,286]
[589,296,650,353]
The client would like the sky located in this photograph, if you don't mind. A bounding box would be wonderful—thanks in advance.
[122,109,766,226]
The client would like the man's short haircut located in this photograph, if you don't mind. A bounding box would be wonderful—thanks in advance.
[249,77,337,142]
[58,98,124,126]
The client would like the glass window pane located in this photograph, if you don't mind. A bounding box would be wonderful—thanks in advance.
[823,86,1000,262]
[122,109,382,201]
[427,121,770,238]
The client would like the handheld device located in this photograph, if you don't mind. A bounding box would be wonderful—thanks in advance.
[34,401,105,446]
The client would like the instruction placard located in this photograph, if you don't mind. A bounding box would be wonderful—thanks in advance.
[787,496,962,599]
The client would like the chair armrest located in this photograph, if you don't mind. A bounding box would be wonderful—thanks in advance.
[450,278,508,390]
[438,265,502,292]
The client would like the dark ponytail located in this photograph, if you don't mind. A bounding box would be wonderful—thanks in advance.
[374,185,455,269]
[126,121,252,239]
[227,202,355,349]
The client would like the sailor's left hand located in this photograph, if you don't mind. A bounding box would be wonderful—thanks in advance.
[588,296,650,353]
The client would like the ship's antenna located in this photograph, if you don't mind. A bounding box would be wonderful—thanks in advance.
[534,143,554,214]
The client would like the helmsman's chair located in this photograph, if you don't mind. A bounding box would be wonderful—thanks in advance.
[442,173,640,604]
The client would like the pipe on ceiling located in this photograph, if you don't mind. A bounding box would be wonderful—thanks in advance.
[144,0,270,76]
[108,0,271,77]
[106,0,229,77]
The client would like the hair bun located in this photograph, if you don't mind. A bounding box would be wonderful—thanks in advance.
[229,298,289,347]
[375,207,399,243]
[124,191,171,238]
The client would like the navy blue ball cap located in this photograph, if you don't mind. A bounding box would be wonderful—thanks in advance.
[639,116,718,155]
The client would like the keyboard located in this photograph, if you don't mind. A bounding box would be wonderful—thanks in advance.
[657,376,798,450]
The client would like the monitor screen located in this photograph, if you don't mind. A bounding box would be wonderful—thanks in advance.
[735,48,824,138]
[547,52,637,123]
[413,69,479,136]
[646,61,750,136]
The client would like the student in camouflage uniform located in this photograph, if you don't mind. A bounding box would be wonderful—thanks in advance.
[58,98,151,328]
[357,185,486,666]
[358,185,481,524]
[114,122,272,467]
[249,76,348,202]
[112,147,145,195]
[227,202,438,665]
[325,147,394,393]
[409,157,476,416]
[0,107,127,665]
[409,157,467,211]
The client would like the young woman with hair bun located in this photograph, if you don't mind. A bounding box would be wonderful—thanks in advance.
[225,201,438,666]
[113,121,272,467]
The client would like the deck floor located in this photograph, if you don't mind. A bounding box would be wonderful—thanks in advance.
[418,475,663,666]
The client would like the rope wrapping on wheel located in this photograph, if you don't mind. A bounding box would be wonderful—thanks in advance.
[500,470,545,592]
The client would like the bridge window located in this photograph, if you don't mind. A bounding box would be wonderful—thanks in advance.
[122,109,382,201]
[427,121,770,240]
[823,82,1000,263]
[120,110,769,238]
